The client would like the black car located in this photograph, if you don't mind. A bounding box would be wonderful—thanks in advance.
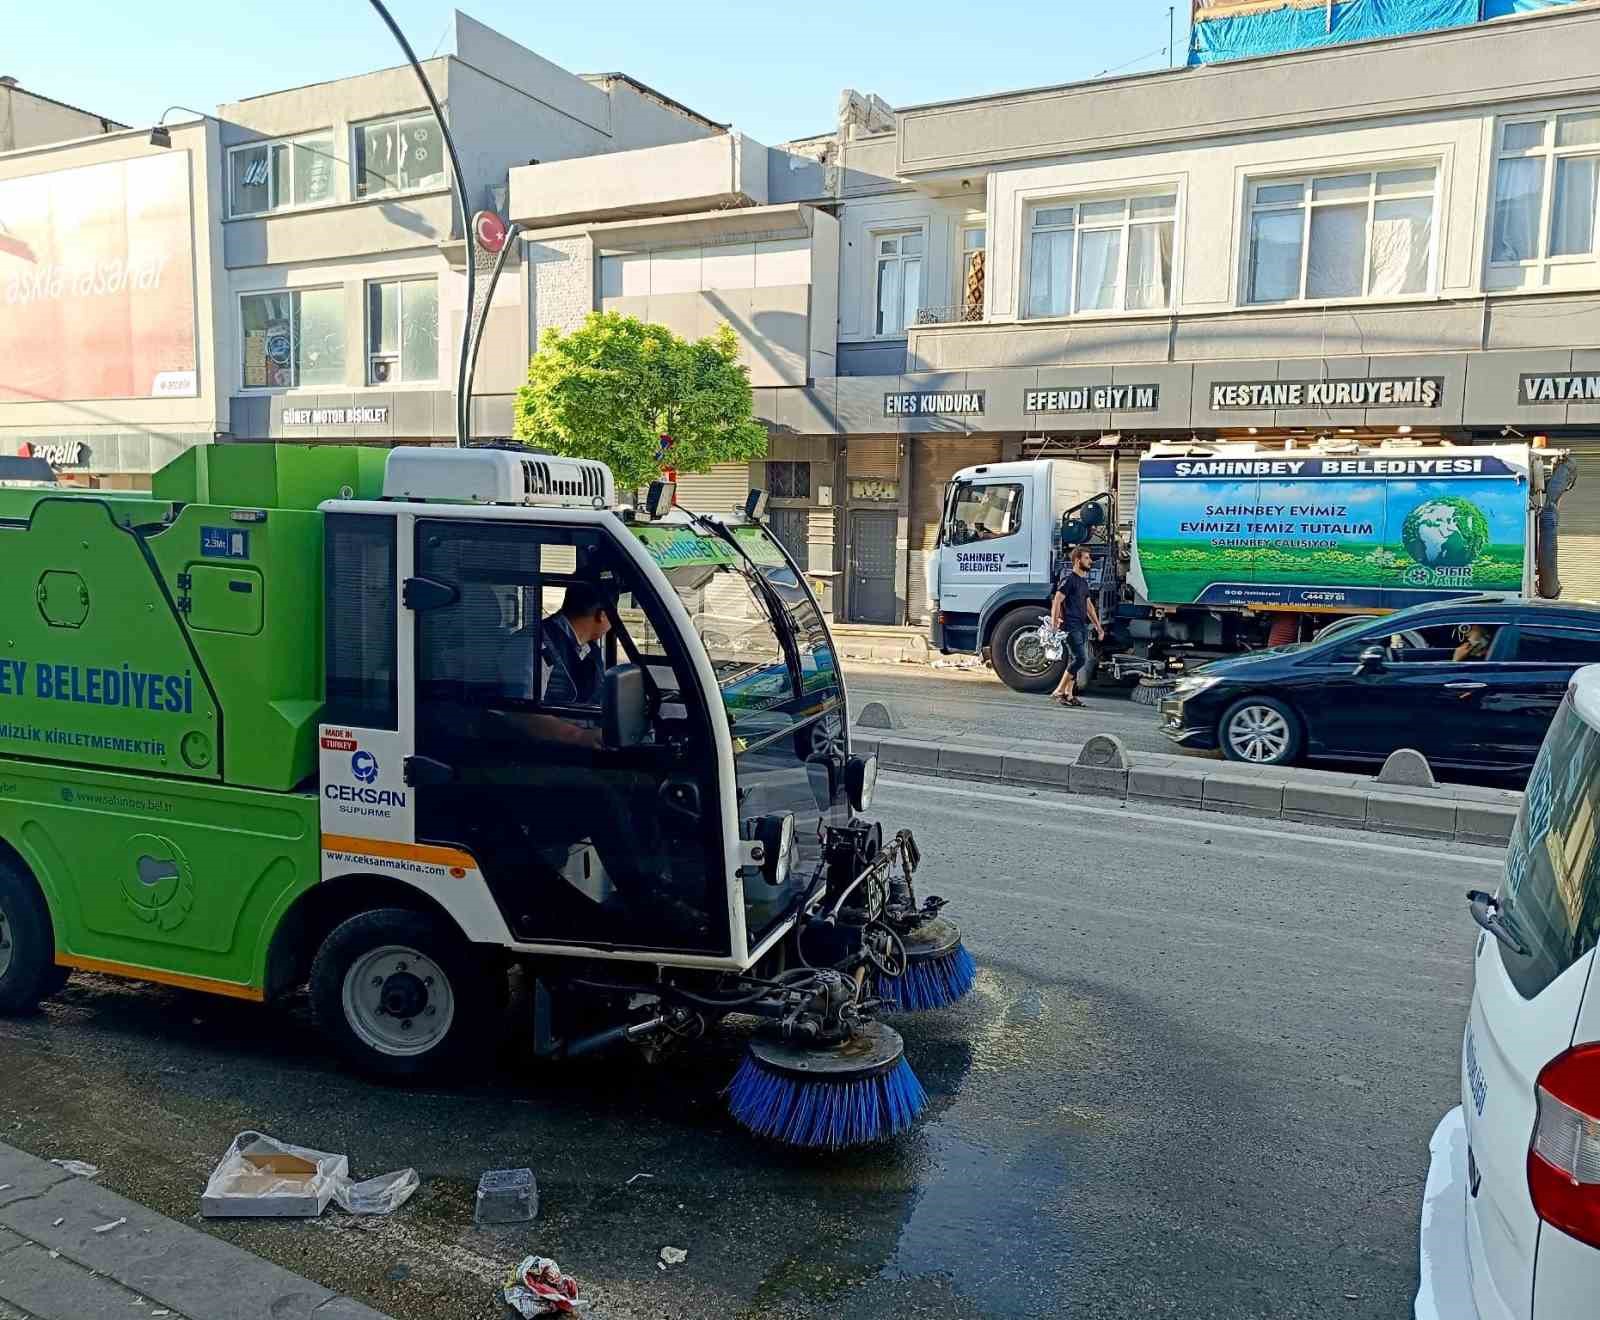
[1158,596,1600,774]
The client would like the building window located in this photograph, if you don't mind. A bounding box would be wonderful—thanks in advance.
[228,133,337,217]
[367,278,439,385]
[1244,165,1437,303]
[961,226,986,321]
[1026,193,1176,318]
[874,230,924,335]
[1490,112,1600,271]
[240,288,346,390]
[766,460,811,500]
[355,112,446,198]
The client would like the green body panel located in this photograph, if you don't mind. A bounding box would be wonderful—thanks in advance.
[0,498,222,781]
[0,756,319,990]
[153,443,387,509]
[141,505,324,790]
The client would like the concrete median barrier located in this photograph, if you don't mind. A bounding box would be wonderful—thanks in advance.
[869,730,1520,845]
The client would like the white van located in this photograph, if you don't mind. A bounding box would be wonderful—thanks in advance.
[1416,667,1600,1319]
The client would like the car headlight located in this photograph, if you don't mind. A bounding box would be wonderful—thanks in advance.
[1170,676,1222,699]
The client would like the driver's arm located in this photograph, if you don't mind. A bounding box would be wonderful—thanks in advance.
[492,709,602,748]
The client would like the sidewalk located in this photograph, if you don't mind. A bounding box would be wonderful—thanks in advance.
[0,1143,391,1320]
[829,623,942,666]
[856,721,1522,845]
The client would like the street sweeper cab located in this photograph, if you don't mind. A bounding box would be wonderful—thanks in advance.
[0,443,972,1149]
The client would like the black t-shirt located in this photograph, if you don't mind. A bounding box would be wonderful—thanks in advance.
[1056,571,1090,627]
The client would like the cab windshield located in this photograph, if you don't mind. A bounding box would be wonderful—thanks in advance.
[629,522,836,742]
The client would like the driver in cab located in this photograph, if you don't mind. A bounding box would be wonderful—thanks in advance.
[494,581,613,747]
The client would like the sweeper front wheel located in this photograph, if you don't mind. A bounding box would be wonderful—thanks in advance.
[726,1021,928,1150]
[310,908,492,1081]
[877,916,977,1013]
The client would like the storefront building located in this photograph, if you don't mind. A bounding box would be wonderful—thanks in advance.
[512,2,1600,620]
[0,15,720,485]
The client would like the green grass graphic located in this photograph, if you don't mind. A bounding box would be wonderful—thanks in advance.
[1140,538,1524,602]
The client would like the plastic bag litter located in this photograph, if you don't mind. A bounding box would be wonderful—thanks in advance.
[201,1132,348,1219]
[1034,616,1067,662]
[50,1160,100,1178]
[334,1168,419,1216]
[502,1256,588,1316]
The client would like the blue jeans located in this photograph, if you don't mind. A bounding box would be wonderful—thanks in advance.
[1062,623,1089,677]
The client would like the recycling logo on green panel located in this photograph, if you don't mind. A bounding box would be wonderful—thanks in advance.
[1401,497,1490,569]
[122,834,196,933]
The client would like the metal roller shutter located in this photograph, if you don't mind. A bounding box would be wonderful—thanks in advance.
[1557,448,1600,603]
[1116,457,1140,530]
[907,436,1002,623]
[674,462,751,516]
[847,437,899,478]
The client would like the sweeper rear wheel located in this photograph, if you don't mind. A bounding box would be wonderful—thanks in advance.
[728,1021,928,1149]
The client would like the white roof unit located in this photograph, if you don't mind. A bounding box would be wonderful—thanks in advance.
[382,447,616,509]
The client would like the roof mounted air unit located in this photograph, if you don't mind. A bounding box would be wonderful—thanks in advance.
[383,447,615,509]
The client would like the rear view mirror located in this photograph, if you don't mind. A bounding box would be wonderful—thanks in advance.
[602,664,648,748]
[1355,645,1386,676]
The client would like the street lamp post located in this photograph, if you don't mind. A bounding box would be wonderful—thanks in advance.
[364,0,475,448]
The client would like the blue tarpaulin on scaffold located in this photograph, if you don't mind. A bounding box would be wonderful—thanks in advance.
[1188,0,1579,65]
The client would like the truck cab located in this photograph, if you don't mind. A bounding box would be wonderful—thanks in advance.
[928,458,1110,691]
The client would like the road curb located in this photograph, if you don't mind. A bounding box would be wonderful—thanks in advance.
[864,734,1520,845]
[0,1141,393,1320]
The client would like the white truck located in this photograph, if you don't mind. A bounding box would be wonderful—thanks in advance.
[927,439,1577,695]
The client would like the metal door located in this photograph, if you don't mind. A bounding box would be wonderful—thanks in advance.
[850,510,897,624]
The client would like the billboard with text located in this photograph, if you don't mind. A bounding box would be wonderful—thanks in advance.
[0,153,198,403]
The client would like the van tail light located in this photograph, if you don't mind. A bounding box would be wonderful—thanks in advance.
[1528,1043,1600,1248]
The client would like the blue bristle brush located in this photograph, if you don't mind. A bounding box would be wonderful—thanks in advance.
[725,1022,927,1149]
[877,916,976,1013]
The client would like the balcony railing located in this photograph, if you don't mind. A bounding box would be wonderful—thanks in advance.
[914,303,985,326]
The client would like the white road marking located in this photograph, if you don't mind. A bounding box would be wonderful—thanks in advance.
[878,773,1505,870]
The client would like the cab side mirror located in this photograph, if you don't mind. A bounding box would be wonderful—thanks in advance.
[1355,645,1386,677]
[602,664,647,748]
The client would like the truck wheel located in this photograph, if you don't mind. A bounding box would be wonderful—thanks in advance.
[310,908,489,1081]
[1219,696,1302,766]
[990,608,1067,694]
[0,860,54,1014]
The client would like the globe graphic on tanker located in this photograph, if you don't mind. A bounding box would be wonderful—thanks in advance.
[1400,496,1489,568]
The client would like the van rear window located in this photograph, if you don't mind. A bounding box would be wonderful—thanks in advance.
[1498,691,1600,999]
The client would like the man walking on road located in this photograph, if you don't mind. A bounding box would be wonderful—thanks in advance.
[1049,545,1104,708]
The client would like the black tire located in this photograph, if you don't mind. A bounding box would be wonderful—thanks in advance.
[309,908,490,1081]
[1218,695,1303,766]
[990,607,1067,694]
[0,859,54,1014]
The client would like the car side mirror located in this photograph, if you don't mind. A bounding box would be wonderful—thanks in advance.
[602,664,648,748]
[1354,645,1386,676]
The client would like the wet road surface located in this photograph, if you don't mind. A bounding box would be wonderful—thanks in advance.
[0,777,1491,1318]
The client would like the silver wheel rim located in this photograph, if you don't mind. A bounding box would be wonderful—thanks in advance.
[0,904,12,980]
[1227,705,1290,763]
[341,945,455,1058]
[1009,629,1053,677]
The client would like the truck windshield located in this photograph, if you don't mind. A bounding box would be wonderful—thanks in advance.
[629,523,805,742]
[1497,690,1600,999]
[942,481,1024,546]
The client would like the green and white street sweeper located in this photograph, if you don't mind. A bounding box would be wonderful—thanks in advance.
[0,442,974,1148]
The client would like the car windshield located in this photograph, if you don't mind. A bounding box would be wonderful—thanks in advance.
[629,522,816,741]
[1497,690,1600,998]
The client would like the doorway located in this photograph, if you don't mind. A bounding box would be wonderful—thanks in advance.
[849,509,898,624]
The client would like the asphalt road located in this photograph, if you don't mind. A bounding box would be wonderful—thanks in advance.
[846,662,1186,757]
[0,779,1490,1319]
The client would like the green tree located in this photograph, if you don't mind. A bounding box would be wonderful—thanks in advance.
[513,311,768,491]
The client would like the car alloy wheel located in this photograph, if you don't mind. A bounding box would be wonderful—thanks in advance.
[1226,703,1291,763]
